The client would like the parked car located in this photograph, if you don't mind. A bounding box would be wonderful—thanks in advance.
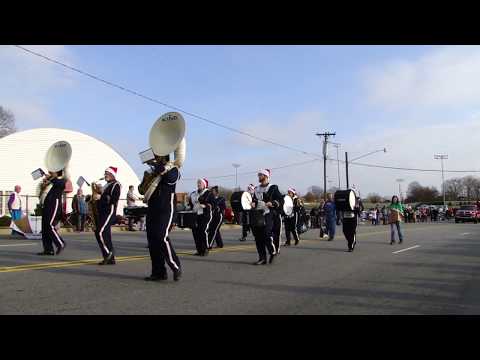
[455,205,480,223]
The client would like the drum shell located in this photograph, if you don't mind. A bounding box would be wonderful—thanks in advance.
[177,211,197,229]
[230,191,245,213]
[124,206,148,217]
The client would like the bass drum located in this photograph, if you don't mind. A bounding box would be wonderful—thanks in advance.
[230,191,244,213]
[334,189,357,211]
[230,191,252,212]
[283,195,294,216]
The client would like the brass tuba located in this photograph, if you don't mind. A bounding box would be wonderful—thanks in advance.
[138,112,186,203]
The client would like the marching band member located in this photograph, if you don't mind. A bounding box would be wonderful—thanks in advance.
[284,187,301,246]
[239,184,255,242]
[251,169,283,265]
[144,156,182,282]
[38,171,67,256]
[208,186,225,249]
[189,178,215,256]
[342,187,364,252]
[94,166,121,265]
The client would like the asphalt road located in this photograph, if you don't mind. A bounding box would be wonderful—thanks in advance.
[1,221,479,314]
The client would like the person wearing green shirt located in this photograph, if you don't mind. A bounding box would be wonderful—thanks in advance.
[388,196,404,245]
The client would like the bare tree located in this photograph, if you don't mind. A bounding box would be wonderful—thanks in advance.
[0,106,17,138]
[461,176,479,201]
[366,193,383,203]
[444,178,465,201]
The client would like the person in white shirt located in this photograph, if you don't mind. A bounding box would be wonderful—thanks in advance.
[8,185,22,235]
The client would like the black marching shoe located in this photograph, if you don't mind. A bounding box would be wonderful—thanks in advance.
[144,274,168,281]
[56,243,66,255]
[105,252,115,265]
[37,251,55,256]
[284,242,291,246]
[390,240,395,245]
[239,237,246,242]
[399,240,403,244]
[173,269,182,281]
[294,240,299,246]
[269,254,276,264]
[253,259,267,265]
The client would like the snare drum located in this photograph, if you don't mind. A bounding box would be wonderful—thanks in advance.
[176,211,197,229]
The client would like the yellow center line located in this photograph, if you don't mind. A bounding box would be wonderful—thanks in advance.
[0,225,447,274]
[0,243,259,273]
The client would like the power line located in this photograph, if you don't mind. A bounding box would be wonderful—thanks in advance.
[182,158,320,181]
[13,45,322,160]
[327,157,480,173]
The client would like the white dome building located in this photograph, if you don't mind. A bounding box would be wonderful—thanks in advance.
[0,128,141,216]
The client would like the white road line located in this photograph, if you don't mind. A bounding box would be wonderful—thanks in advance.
[461,233,471,236]
[0,243,37,247]
[393,245,420,254]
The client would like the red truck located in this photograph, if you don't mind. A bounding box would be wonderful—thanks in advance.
[455,205,480,223]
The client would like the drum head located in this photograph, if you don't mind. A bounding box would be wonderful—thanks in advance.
[241,192,253,210]
[348,190,356,210]
[283,195,294,216]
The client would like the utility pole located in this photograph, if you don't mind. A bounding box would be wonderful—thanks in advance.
[232,163,241,191]
[316,132,336,201]
[434,154,448,208]
[345,152,349,189]
[396,179,405,201]
[331,142,341,188]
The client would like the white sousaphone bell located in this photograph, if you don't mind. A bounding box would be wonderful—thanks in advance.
[139,112,187,203]
[33,140,72,204]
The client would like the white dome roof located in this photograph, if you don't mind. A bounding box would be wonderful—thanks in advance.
[0,128,141,215]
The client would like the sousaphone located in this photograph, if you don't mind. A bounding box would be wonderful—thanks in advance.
[138,112,186,203]
[36,141,72,204]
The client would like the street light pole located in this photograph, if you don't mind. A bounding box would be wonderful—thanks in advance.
[316,132,336,201]
[330,142,341,188]
[396,178,404,201]
[345,152,349,189]
[232,163,241,191]
[434,154,448,208]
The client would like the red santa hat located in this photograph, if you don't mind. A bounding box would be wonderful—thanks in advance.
[288,187,296,195]
[198,178,209,188]
[258,169,271,178]
[105,166,118,178]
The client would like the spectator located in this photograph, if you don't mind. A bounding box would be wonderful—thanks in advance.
[318,199,326,238]
[310,207,319,228]
[388,195,404,245]
[126,185,144,231]
[8,185,22,235]
[72,188,88,232]
[381,205,387,225]
[323,193,336,241]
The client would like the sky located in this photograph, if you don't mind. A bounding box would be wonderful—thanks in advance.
[1,45,480,197]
